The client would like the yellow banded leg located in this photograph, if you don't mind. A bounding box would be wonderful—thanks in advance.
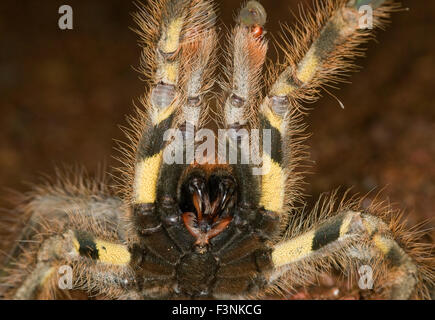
[155,0,218,198]
[133,2,219,245]
[255,0,371,228]
[267,0,393,115]
[362,214,419,299]
[0,192,125,286]
[272,211,362,267]
[258,115,286,216]
[133,0,187,227]
[134,0,217,205]
[217,1,268,215]
[257,99,293,236]
[271,211,418,299]
[11,231,135,299]
[72,230,131,266]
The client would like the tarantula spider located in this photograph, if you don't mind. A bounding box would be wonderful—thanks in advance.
[0,0,434,300]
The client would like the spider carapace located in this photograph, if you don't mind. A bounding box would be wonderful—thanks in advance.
[0,0,434,300]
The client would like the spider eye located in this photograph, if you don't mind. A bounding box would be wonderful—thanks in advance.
[238,1,267,27]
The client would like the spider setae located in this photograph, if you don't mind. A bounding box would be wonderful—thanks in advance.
[0,0,434,300]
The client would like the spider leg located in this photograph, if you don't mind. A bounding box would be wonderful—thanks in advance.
[130,0,217,216]
[219,1,268,209]
[258,1,432,299]
[11,230,136,299]
[270,210,426,299]
[153,0,218,201]
[0,176,126,296]
[220,2,301,240]
[11,192,123,250]
[264,0,395,113]
[254,0,398,238]
[222,1,267,131]
[0,172,137,299]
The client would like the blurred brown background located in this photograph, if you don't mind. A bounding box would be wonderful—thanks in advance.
[0,0,434,241]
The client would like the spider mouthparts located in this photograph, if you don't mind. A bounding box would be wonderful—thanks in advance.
[181,172,238,248]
